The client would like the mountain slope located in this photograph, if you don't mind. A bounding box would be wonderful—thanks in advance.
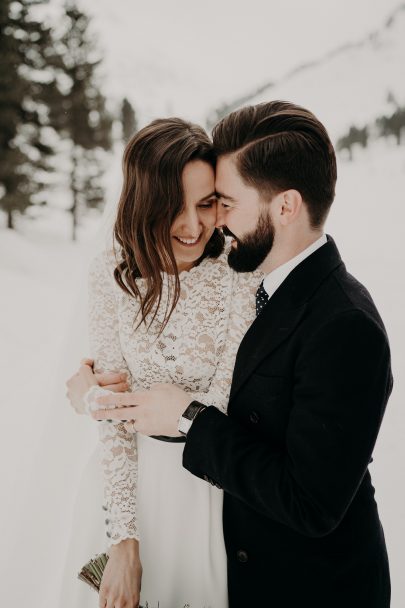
[207,3,405,139]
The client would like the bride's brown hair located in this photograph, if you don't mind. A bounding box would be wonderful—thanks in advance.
[112,117,224,333]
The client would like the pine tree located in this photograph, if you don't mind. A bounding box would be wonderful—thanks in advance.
[0,0,59,229]
[386,90,398,107]
[49,2,113,241]
[206,102,232,133]
[336,125,369,161]
[121,97,137,143]
[376,107,405,146]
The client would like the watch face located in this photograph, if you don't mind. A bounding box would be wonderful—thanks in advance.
[178,402,207,435]
[183,401,203,421]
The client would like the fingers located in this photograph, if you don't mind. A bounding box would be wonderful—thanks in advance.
[96,371,128,386]
[79,363,96,377]
[103,382,130,393]
[65,389,83,414]
[65,374,77,387]
[66,366,93,387]
[91,406,139,421]
[96,392,139,407]
[80,357,94,367]
[72,363,128,388]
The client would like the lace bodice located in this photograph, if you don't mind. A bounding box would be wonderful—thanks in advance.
[86,245,264,550]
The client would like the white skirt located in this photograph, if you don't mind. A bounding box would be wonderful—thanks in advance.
[136,433,228,608]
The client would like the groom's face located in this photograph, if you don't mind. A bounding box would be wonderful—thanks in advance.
[215,155,276,272]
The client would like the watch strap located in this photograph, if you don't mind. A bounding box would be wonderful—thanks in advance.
[178,401,208,436]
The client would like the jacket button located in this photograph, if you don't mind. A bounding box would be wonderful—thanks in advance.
[236,549,248,563]
[249,411,260,424]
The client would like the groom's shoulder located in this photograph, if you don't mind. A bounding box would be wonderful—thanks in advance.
[316,262,388,338]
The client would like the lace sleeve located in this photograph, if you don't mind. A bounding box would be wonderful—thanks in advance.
[189,268,263,413]
[88,251,139,550]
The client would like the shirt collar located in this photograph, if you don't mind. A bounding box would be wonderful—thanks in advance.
[262,233,327,300]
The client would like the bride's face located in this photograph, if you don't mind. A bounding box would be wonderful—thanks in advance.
[170,160,217,273]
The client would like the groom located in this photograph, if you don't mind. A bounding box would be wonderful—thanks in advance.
[89,101,393,607]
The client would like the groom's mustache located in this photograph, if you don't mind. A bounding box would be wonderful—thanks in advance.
[222,226,238,240]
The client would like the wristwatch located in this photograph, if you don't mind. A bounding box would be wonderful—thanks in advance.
[178,400,208,436]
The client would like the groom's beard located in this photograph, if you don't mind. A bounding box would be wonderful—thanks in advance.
[224,211,275,272]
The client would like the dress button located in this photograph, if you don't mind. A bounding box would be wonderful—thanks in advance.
[102,504,108,511]
[249,411,260,424]
[106,531,111,538]
[105,518,110,524]
[236,549,248,563]
[203,474,209,482]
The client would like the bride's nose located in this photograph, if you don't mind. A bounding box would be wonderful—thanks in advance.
[181,208,201,236]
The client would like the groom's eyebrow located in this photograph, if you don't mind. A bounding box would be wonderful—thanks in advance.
[198,191,217,202]
[215,190,236,202]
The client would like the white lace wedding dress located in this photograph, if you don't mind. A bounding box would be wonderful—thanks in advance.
[74,245,262,608]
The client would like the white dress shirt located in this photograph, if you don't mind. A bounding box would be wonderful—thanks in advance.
[262,234,327,300]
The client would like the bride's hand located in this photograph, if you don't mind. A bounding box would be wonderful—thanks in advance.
[99,539,142,608]
[65,359,129,415]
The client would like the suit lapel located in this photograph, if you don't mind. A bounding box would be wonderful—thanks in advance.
[230,299,307,400]
[229,234,344,402]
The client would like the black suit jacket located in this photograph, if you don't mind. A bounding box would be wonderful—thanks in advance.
[183,235,393,608]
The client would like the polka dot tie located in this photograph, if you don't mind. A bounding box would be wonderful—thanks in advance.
[256,280,270,316]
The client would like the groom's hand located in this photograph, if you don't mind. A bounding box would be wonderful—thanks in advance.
[90,383,193,436]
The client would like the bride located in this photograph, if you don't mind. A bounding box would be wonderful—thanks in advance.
[66,117,263,608]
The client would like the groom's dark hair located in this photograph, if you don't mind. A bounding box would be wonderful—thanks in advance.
[212,100,337,228]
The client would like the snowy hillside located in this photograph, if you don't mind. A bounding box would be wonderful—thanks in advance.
[208,3,405,139]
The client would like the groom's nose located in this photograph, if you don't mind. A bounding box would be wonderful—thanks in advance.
[215,205,226,228]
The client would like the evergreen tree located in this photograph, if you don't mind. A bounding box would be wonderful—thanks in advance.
[386,90,398,108]
[376,107,405,146]
[0,0,59,229]
[49,2,113,241]
[121,97,137,143]
[206,102,232,133]
[336,125,369,161]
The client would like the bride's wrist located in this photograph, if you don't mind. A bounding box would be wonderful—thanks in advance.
[83,384,113,415]
[109,538,140,560]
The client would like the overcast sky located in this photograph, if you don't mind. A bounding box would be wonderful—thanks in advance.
[47,0,403,124]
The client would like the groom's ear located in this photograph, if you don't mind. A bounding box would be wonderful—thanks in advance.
[278,189,303,226]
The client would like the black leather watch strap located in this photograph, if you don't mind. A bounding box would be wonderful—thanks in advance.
[183,400,208,421]
[178,400,208,436]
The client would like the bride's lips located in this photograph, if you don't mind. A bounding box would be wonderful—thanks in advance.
[173,234,203,248]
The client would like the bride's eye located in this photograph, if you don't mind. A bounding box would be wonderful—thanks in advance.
[198,198,217,208]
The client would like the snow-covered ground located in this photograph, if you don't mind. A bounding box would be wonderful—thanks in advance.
[0,137,404,606]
